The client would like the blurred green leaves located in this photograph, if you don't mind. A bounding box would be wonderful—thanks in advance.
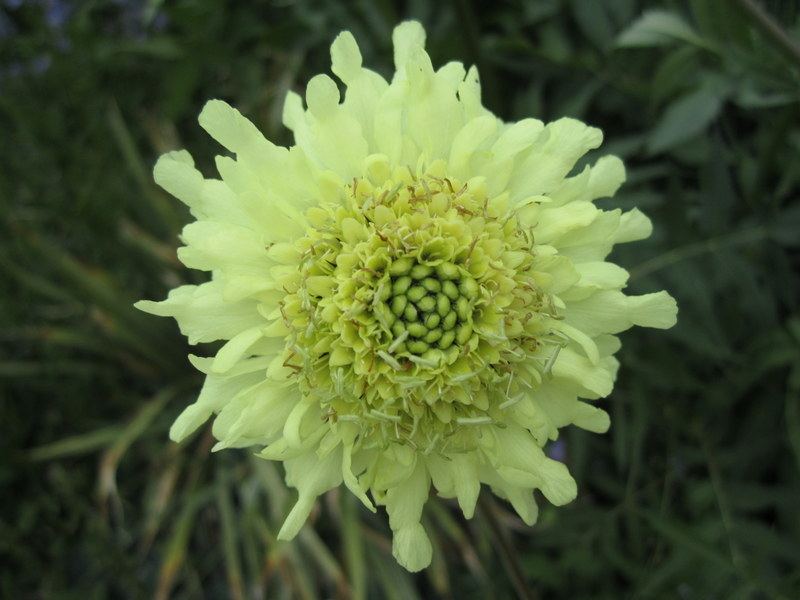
[2,0,799,598]
[616,9,708,48]
[646,85,726,153]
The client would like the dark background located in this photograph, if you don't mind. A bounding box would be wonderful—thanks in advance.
[2,0,799,598]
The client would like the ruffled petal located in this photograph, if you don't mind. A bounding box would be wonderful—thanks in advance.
[278,445,345,540]
[384,459,432,572]
[135,282,263,345]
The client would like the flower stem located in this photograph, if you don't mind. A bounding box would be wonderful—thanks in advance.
[477,495,537,600]
[732,0,800,69]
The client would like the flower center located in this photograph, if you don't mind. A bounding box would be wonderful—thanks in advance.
[376,258,477,365]
[275,163,559,452]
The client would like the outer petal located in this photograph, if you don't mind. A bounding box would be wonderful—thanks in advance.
[507,118,603,200]
[565,290,679,337]
[278,445,345,540]
[489,424,577,506]
[330,30,390,152]
[134,281,263,345]
[211,379,297,449]
[168,355,270,442]
[384,459,433,572]
[427,452,481,518]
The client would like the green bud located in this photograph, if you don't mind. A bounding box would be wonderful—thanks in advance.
[392,276,412,295]
[407,340,429,354]
[436,294,451,316]
[438,330,456,350]
[391,321,406,338]
[407,322,427,338]
[424,328,443,344]
[404,304,418,322]
[376,279,392,301]
[410,264,433,280]
[442,280,459,300]
[407,285,427,303]
[456,296,470,321]
[424,313,441,329]
[456,323,472,345]
[422,277,441,293]
[416,296,436,312]
[442,310,458,330]
[391,295,408,316]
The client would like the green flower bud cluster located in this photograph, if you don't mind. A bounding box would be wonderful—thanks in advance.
[374,256,479,364]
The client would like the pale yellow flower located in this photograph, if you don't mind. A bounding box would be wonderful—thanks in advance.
[137,21,677,571]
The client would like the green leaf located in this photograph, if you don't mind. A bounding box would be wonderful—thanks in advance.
[647,87,725,153]
[26,426,124,462]
[616,9,707,48]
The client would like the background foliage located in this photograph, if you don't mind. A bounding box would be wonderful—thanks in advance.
[2,0,799,598]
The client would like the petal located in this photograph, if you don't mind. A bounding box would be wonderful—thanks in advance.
[153,151,202,212]
[199,100,286,170]
[448,115,499,180]
[295,75,369,177]
[384,459,433,572]
[278,445,344,540]
[427,453,482,519]
[488,424,577,506]
[587,155,626,199]
[392,21,426,72]
[168,355,270,442]
[550,346,615,398]
[535,202,599,244]
[574,261,630,290]
[457,65,489,120]
[330,32,389,151]
[330,30,362,84]
[615,208,653,243]
[491,118,545,163]
[565,290,678,336]
[507,118,603,200]
[211,325,265,373]
[534,386,611,434]
[177,220,271,273]
[135,281,263,345]
[392,523,433,573]
[478,465,540,525]
[211,379,296,449]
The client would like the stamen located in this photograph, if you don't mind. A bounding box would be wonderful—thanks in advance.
[408,355,437,368]
[377,350,402,370]
[396,375,426,389]
[499,393,524,410]
[387,330,409,353]
[423,432,441,455]
[450,371,476,383]
[544,345,561,375]
[369,410,401,422]
[456,416,493,425]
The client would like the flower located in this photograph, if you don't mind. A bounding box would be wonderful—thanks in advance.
[136,21,677,571]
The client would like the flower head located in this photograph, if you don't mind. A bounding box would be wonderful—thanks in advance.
[137,21,677,571]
